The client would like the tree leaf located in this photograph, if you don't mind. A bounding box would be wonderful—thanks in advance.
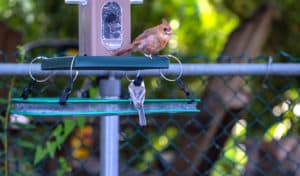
[46,141,56,159]
[16,139,35,149]
[34,146,47,165]
[76,116,86,129]
[63,119,76,135]
[51,124,63,138]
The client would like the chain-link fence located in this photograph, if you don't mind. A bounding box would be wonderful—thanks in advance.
[1,50,300,176]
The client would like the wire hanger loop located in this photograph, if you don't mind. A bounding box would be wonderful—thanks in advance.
[29,56,55,83]
[159,54,183,82]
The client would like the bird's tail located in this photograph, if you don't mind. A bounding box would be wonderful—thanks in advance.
[113,44,134,56]
[138,106,146,126]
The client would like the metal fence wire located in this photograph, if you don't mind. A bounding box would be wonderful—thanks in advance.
[0,50,300,176]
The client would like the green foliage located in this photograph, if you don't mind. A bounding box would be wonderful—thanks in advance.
[209,0,300,56]
[16,46,26,62]
[210,0,263,19]
[34,118,85,165]
[132,0,238,57]
[0,0,78,42]
[57,157,72,176]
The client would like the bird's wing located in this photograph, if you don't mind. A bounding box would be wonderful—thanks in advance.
[132,27,158,45]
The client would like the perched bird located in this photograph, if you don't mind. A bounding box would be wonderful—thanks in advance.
[114,19,173,59]
[128,76,146,126]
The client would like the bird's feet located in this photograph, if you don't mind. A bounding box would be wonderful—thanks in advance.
[129,98,133,104]
[144,53,152,60]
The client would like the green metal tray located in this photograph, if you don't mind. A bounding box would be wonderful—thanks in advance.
[11,98,200,117]
[41,56,169,70]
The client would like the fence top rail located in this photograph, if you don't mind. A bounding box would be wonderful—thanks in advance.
[0,63,299,76]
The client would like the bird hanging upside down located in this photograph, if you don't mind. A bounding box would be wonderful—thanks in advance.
[113,19,173,59]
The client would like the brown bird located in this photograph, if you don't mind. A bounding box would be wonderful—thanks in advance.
[113,19,173,59]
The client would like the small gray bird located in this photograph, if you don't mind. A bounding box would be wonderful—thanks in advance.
[128,76,146,126]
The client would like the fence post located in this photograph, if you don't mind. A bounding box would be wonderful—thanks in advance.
[99,75,121,176]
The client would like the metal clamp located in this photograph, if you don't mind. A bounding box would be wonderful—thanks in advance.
[130,0,143,4]
[65,0,87,5]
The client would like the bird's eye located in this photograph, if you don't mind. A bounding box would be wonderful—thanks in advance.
[163,28,168,32]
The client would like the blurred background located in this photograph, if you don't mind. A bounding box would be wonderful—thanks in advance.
[0,0,300,175]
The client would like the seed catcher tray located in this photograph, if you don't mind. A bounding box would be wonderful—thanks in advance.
[11,98,200,117]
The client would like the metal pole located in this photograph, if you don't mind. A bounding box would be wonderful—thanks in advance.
[1,63,300,76]
[99,75,121,176]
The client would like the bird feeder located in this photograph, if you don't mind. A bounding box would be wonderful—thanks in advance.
[76,0,131,55]
[11,0,200,115]
[42,0,169,70]
[11,1,200,176]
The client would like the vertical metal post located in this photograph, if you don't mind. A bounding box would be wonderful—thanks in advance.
[99,75,121,176]
[66,0,139,175]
